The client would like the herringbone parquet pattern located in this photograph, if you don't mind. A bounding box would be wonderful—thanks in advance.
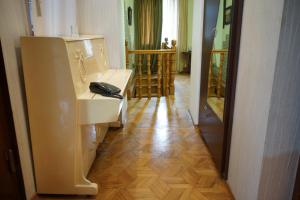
[35,75,233,200]
[88,75,233,200]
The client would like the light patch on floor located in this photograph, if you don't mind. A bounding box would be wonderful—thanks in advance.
[207,97,224,122]
[34,74,233,200]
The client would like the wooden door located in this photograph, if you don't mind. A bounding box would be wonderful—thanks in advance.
[199,0,244,177]
[293,159,300,200]
[198,0,223,172]
[0,42,25,200]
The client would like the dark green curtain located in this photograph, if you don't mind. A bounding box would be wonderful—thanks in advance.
[134,0,163,50]
[134,0,163,72]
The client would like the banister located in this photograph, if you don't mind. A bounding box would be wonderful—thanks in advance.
[125,39,177,99]
[128,49,176,54]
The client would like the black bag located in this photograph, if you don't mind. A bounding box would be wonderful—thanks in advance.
[89,82,123,99]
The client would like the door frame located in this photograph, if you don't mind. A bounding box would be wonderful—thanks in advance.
[0,40,26,199]
[222,0,244,178]
[199,0,244,178]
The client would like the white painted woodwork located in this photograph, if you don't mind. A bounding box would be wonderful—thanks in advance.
[21,36,131,195]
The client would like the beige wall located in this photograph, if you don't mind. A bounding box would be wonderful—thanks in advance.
[258,0,300,199]
[228,0,285,199]
[189,0,204,124]
[32,0,78,36]
[77,0,125,69]
[124,0,135,50]
[32,0,125,69]
[0,0,35,199]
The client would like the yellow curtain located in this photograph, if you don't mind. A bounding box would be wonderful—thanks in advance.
[177,0,189,72]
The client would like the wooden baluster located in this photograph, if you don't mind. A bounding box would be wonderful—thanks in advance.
[169,53,175,95]
[157,54,162,97]
[208,52,213,97]
[146,54,151,98]
[162,54,166,96]
[166,53,170,96]
[138,55,142,98]
[125,41,132,100]
[217,52,224,98]
[170,40,176,95]
[125,41,129,69]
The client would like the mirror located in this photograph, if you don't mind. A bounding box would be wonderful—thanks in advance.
[207,0,232,122]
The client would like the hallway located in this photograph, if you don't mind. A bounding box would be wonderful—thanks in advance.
[86,74,233,199]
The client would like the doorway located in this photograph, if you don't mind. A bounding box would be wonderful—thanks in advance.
[0,41,25,199]
[198,0,244,177]
[123,0,194,100]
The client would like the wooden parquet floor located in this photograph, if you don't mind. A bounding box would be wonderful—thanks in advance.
[88,75,233,200]
[35,75,233,200]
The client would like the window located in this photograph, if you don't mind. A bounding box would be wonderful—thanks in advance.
[161,0,178,42]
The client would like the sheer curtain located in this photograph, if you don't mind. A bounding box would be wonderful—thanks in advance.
[161,0,178,42]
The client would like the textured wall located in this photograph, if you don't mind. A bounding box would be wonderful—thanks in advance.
[258,0,300,199]
[77,0,125,69]
[227,0,285,199]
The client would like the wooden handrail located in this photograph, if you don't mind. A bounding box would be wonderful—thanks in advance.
[128,49,176,54]
[211,49,228,53]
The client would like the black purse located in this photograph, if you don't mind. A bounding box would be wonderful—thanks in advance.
[89,82,123,99]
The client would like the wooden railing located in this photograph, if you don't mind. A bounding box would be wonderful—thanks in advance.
[125,40,177,99]
[208,49,228,98]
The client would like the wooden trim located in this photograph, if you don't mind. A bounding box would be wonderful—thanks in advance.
[222,0,244,178]
[211,49,229,53]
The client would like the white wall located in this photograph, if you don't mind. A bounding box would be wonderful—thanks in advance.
[77,0,125,69]
[227,0,285,199]
[258,0,300,199]
[189,0,204,125]
[32,0,125,68]
[32,0,78,36]
[124,0,135,50]
[0,0,35,199]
